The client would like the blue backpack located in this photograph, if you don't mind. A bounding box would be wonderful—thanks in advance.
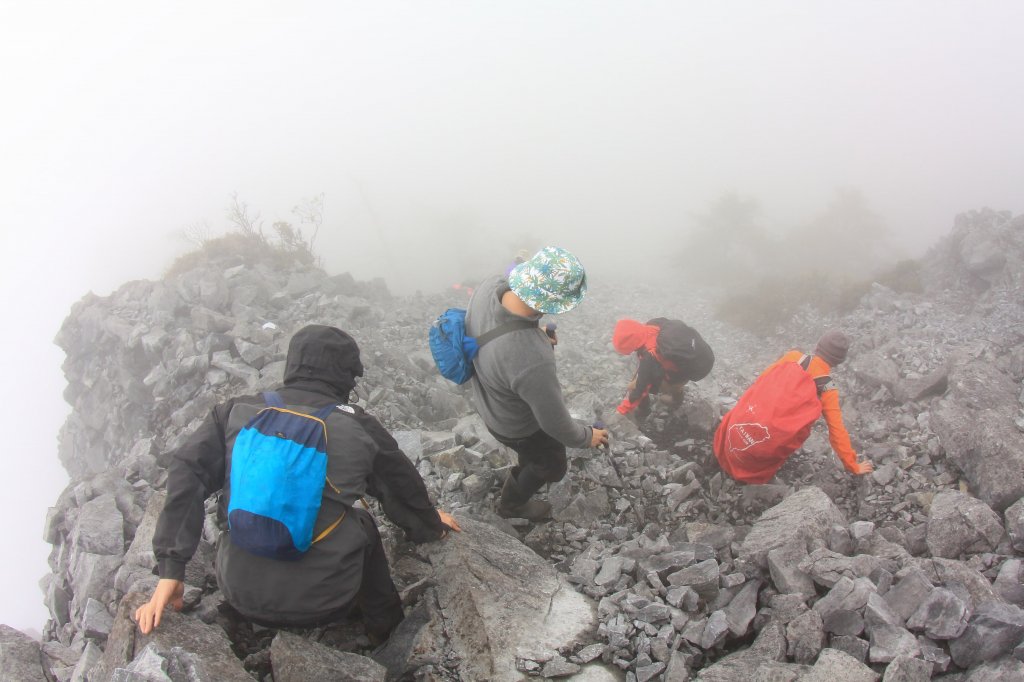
[227,392,345,560]
[429,308,538,384]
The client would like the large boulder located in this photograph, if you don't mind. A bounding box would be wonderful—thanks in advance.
[931,358,1024,512]
[376,517,607,682]
[89,592,252,682]
[0,625,48,681]
[925,490,1005,558]
[271,631,386,682]
[739,488,847,568]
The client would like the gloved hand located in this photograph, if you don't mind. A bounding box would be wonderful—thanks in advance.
[850,458,874,475]
[134,578,184,634]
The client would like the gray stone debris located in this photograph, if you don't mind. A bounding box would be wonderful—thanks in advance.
[17,211,1024,680]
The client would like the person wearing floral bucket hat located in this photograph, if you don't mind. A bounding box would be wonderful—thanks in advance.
[465,247,609,521]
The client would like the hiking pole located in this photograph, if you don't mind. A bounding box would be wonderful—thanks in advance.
[594,407,644,526]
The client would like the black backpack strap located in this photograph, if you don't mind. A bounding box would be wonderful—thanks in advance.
[798,354,832,396]
[476,318,539,348]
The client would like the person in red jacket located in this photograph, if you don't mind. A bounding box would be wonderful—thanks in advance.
[613,318,715,423]
[715,330,874,483]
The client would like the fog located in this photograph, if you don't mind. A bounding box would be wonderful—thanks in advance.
[1,1,1022,632]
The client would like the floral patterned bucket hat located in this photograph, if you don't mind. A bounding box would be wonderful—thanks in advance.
[508,246,588,314]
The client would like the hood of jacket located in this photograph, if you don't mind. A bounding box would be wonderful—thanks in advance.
[283,325,364,401]
[613,319,660,356]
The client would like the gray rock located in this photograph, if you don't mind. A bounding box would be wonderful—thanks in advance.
[90,592,252,682]
[667,559,720,604]
[271,631,386,682]
[931,358,1024,512]
[696,623,806,681]
[541,655,581,678]
[949,602,1024,669]
[914,557,997,608]
[595,556,627,587]
[391,430,424,463]
[724,580,760,637]
[926,490,1005,558]
[70,641,103,682]
[801,648,880,682]
[963,656,1024,680]
[830,635,870,662]
[993,559,1024,607]
[881,655,933,681]
[0,625,48,681]
[917,636,952,674]
[122,644,171,681]
[864,593,904,633]
[768,543,816,599]
[884,569,933,622]
[813,577,875,621]
[1005,497,1024,552]
[701,610,730,649]
[787,609,826,664]
[71,493,124,556]
[868,625,920,664]
[905,587,969,639]
[421,517,602,682]
[895,366,950,403]
[372,596,447,681]
[851,351,900,392]
[739,487,847,568]
[800,548,895,588]
[82,597,114,639]
[823,609,865,637]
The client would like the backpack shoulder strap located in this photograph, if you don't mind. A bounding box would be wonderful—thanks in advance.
[476,318,540,348]
[312,404,340,420]
[797,355,832,395]
[262,391,285,408]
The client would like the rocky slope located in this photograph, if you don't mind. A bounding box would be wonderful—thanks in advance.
[4,208,1023,681]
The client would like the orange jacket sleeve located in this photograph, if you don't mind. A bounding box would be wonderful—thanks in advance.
[819,387,859,472]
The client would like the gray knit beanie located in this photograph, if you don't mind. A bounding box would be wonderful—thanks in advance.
[815,330,850,366]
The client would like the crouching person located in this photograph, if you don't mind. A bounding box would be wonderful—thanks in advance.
[613,318,715,424]
[135,325,459,643]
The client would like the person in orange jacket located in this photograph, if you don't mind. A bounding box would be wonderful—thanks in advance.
[613,318,715,423]
[757,330,873,477]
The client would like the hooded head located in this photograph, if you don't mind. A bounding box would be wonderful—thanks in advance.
[283,325,364,400]
[507,246,587,314]
[814,330,850,367]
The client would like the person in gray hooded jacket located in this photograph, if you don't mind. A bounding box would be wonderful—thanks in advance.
[466,247,608,521]
[135,325,459,641]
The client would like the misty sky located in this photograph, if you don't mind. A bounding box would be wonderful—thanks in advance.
[1,1,1022,632]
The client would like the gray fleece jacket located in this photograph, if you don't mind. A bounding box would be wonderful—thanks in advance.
[465,275,592,448]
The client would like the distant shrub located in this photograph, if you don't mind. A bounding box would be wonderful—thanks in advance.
[165,232,315,278]
[165,194,320,278]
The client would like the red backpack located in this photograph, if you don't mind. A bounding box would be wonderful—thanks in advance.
[713,355,829,484]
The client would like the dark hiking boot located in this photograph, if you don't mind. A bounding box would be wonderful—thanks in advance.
[496,474,552,521]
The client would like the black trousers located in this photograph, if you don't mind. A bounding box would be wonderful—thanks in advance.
[488,427,568,498]
[352,507,404,639]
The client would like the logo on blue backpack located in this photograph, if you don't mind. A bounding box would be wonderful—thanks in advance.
[228,392,340,560]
